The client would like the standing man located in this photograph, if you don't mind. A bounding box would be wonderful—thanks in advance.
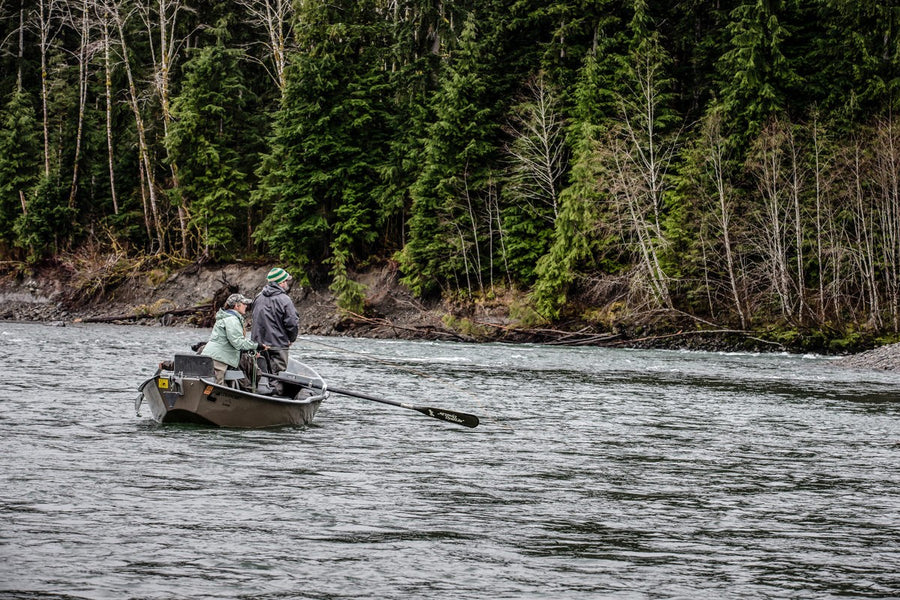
[251,267,300,392]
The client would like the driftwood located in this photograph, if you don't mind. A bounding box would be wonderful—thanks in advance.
[345,310,779,349]
[76,303,212,324]
[470,320,621,345]
[343,311,619,346]
[602,328,784,348]
[340,311,475,342]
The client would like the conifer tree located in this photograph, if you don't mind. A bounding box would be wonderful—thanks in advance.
[813,0,900,121]
[0,89,42,251]
[254,0,393,292]
[13,171,74,261]
[718,0,802,142]
[399,15,499,297]
[165,22,250,260]
[531,16,627,318]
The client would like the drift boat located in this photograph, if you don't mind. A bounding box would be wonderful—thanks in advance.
[136,353,327,428]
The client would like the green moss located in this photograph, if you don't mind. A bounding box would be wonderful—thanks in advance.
[442,314,491,338]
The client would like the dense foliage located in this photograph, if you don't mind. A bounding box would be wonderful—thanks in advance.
[2,0,900,339]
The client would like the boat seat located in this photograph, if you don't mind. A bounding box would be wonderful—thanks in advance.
[173,353,215,378]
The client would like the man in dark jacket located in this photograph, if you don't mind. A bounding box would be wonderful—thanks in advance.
[251,267,300,393]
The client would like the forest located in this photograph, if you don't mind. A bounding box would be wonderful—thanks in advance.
[1,0,900,347]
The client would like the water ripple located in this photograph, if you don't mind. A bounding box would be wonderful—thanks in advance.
[1,323,898,599]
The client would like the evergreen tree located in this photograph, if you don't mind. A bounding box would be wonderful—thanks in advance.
[165,23,250,260]
[254,0,394,291]
[0,89,41,252]
[531,14,628,318]
[718,0,802,143]
[813,0,900,122]
[399,15,500,297]
[14,171,74,261]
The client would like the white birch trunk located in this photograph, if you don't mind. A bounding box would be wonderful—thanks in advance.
[112,0,165,252]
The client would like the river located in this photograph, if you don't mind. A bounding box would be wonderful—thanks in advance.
[1,322,898,599]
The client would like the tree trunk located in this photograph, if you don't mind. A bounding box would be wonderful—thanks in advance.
[37,0,56,177]
[787,127,806,324]
[236,0,294,92]
[705,114,746,329]
[99,9,118,214]
[67,0,91,210]
[113,0,165,252]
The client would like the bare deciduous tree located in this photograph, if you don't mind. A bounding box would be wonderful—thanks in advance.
[504,73,567,225]
[29,0,64,176]
[747,118,794,320]
[61,0,100,210]
[701,111,746,328]
[236,0,294,93]
[93,0,118,214]
[603,38,677,309]
[137,0,194,256]
[873,117,900,330]
[107,0,165,251]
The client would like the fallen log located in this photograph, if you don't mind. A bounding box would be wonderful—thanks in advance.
[75,303,212,324]
[341,310,473,341]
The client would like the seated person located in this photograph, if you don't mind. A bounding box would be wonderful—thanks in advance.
[201,293,268,384]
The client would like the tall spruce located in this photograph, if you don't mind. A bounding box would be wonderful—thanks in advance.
[165,22,250,260]
[718,0,802,143]
[399,15,499,297]
[0,89,42,252]
[254,0,393,297]
[531,11,627,319]
[14,171,74,261]
[813,0,900,121]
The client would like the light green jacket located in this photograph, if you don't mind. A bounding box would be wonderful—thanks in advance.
[201,309,258,368]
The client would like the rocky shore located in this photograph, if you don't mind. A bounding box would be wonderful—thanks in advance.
[1,260,899,371]
[830,343,900,372]
[0,260,485,340]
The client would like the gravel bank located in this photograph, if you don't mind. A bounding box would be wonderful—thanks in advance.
[833,343,900,372]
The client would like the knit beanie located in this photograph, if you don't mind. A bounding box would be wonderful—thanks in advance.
[267,267,291,284]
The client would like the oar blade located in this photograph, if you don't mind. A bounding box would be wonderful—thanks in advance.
[413,406,480,428]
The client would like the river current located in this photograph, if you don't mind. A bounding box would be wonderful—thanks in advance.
[1,322,898,599]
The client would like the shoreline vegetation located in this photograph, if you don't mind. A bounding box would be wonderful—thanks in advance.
[3,256,900,370]
[5,4,900,362]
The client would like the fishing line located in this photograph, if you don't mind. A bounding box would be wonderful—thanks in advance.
[295,335,514,432]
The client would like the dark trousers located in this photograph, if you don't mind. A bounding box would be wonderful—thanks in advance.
[256,348,290,394]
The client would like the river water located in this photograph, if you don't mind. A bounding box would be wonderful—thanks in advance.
[1,322,898,599]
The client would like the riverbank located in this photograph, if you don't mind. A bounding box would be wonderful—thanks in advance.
[1,258,899,369]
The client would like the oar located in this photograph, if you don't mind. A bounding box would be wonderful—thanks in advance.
[263,372,480,428]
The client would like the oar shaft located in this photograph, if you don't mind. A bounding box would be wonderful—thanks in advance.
[262,372,479,428]
[327,385,406,409]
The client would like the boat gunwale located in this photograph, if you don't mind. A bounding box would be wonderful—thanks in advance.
[146,371,327,407]
[198,377,327,405]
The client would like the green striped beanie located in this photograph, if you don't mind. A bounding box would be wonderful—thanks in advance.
[267,267,291,283]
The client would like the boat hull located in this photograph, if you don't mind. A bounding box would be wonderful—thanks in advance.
[139,375,322,428]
